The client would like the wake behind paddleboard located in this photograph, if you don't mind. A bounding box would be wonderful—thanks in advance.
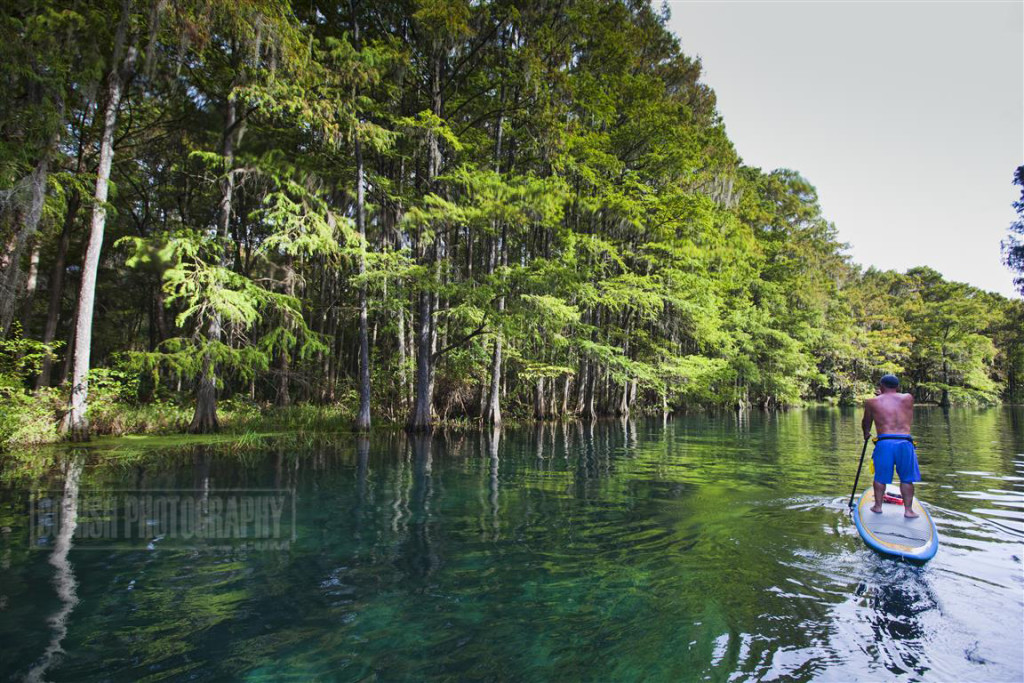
[853,484,938,562]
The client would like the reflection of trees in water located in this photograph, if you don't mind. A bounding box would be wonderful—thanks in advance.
[25,455,84,683]
[561,421,572,466]
[1008,407,1024,454]
[471,427,503,540]
[193,448,211,525]
[735,404,750,431]
[390,433,410,534]
[352,436,371,543]
[927,406,1016,476]
[625,416,638,453]
[393,434,440,582]
[488,426,500,540]
[575,421,597,496]
[533,421,571,470]
[941,405,958,470]
[571,419,640,495]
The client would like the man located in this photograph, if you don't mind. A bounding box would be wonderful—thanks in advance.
[861,373,921,518]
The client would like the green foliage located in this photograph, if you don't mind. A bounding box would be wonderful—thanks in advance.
[0,325,63,447]
[0,0,1017,448]
[0,388,60,448]
[0,324,62,380]
[256,180,349,260]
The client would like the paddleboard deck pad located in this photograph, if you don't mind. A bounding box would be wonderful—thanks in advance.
[853,484,938,561]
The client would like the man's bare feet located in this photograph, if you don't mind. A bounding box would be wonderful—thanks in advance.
[904,509,919,519]
[870,504,883,513]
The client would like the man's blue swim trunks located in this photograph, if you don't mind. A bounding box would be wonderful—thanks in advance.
[872,434,921,484]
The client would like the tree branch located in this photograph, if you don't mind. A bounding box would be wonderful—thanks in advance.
[432,318,488,362]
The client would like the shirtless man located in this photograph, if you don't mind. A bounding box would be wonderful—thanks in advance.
[861,374,921,518]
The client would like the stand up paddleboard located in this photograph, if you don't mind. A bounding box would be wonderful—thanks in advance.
[853,484,938,562]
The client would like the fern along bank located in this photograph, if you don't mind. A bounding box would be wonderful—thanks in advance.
[1,1,1022,449]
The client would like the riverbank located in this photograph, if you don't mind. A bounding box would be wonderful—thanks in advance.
[0,398,352,452]
[3,392,1011,453]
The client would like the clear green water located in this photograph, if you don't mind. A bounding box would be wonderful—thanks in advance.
[1,407,1022,681]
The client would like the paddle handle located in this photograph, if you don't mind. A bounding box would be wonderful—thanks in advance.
[848,436,870,509]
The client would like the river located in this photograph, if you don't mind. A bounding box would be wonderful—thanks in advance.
[1,407,1022,681]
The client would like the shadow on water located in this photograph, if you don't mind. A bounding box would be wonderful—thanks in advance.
[856,562,935,637]
[812,560,940,680]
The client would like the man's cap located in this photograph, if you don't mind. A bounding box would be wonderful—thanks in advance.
[879,374,900,389]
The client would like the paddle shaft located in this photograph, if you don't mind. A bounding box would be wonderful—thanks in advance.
[848,436,870,509]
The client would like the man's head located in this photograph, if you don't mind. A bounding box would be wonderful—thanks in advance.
[878,374,900,392]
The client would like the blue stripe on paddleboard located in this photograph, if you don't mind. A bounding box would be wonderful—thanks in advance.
[853,486,938,562]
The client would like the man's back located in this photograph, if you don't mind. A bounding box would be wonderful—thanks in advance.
[865,391,914,434]
[862,375,921,516]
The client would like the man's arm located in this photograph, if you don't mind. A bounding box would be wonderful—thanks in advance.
[902,393,914,427]
[862,399,874,440]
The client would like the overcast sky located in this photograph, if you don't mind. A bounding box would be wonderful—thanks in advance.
[666,0,1023,298]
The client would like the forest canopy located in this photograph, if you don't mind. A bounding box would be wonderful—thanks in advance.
[1,0,1021,446]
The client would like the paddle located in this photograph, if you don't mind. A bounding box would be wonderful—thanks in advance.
[848,436,870,509]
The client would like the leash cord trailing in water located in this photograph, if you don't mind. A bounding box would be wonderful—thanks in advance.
[849,436,870,509]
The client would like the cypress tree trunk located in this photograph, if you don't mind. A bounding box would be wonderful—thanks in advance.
[190,80,245,433]
[617,314,632,417]
[397,303,409,409]
[355,132,371,429]
[583,306,600,421]
[561,374,571,417]
[146,285,164,352]
[353,1,371,432]
[0,154,50,338]
[409,284,435,431]
[62,13,135,439]
[59,293,75,387]
[484,331,503,425]
[277,351,291,407]
[0,45,62,339]
[547,375,557,419]
[534,377,546,421]
[575,356,588,415]
[276,256,295,407]
[408,48,444,433]
[483,86,506,428]
[940,358,951,408]
[325,304,339,402]
[405,294,415,407]
[36,190,78,389]
[190,335,219,431]
[577,314,589,417]
[584,361,597,421]
[394,151,411,412]
[484,228,506,427]
[19,239,41,332]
